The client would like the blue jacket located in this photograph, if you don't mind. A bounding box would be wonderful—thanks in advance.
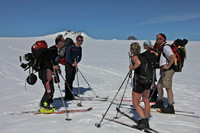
[65,45,82,65]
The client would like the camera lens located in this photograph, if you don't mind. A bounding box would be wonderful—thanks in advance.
[24,53,33,62]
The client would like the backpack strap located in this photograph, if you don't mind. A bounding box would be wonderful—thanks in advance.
[161,44,171,62]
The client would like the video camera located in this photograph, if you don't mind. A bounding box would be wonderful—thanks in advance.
[19,53,38,71]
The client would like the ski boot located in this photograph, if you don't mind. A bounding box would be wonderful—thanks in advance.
[39,102,56,114]
[151,99,164,109]
[136,118,149,129]
[160,104,175,114]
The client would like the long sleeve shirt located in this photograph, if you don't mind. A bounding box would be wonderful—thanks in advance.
[65,45,82,65]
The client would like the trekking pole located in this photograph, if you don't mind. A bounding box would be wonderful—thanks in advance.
[77,68,99,98]
[128,52,133,88]
[114,72,131,119]
[149,69,156,102]
[76,66,83,107]
[53,69,71,121]
[95,70,131,128]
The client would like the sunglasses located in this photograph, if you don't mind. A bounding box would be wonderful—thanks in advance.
[156,37,162,40]
[77,40,83,42]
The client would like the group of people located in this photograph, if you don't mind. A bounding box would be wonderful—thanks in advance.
[37,35,83,113]
[33,33,176,129]
[129,33,176,129]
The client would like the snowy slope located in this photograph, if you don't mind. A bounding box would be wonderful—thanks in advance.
[0,32,200,133]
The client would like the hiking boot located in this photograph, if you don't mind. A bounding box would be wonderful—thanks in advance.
[151,99,164,109]
[161,104,175,114]
[136,118,149,129]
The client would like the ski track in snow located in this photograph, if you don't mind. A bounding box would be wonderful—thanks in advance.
[0,37,200,133]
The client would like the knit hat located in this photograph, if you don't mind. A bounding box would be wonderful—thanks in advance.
[144,40,152,47]
[157,33,166,41]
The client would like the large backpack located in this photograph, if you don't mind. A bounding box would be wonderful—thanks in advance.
[137,51,157,85]
[58,38,75,65]
[21,40,48,85]
[162,39,188,72]
[24,40,48,71]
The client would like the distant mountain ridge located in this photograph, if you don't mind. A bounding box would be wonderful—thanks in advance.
[45,30,92,40]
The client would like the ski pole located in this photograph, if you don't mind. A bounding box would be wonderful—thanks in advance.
[95,70,131,128]
[114,73,131,119]
[76,66,82,107]
[53,69,71,121]
[77,68,91,87]
[59,72,80,106]
[59,73,77,99]
[77,68,99,98]
[128,52,133,88]
[149,69,156,102]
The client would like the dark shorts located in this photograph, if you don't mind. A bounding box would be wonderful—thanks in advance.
[132,81,151,93]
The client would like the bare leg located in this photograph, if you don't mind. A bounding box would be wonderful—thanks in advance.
[157,82,164,100]
[142,89,150,118]
[132,91,145,118]
[166,88,173,105]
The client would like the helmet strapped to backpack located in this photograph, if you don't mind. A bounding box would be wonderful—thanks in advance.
[26,73,37,85]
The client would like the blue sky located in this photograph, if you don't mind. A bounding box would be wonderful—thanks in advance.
[0,0,200,40]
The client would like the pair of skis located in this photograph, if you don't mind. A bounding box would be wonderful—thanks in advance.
[10,107,92,115]
[152,108,199,119]
[113,102,199,119]
[105,107,158,133]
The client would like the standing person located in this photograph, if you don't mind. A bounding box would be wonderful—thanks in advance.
[151,33,176,114]
[38,34,64,113]
[143,40,153,50]
[64,35,83,100]
[143,40,158,102]
[129,42,151,129]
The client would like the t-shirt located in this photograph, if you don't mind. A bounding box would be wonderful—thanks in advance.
[159,45,174,67]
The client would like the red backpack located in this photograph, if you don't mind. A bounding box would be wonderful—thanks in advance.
[25,40,49,71]
[31,40,48,58]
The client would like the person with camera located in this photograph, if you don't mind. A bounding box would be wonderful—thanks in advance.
[38,35,64,113]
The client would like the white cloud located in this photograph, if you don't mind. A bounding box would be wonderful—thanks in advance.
[133,12,200,26]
